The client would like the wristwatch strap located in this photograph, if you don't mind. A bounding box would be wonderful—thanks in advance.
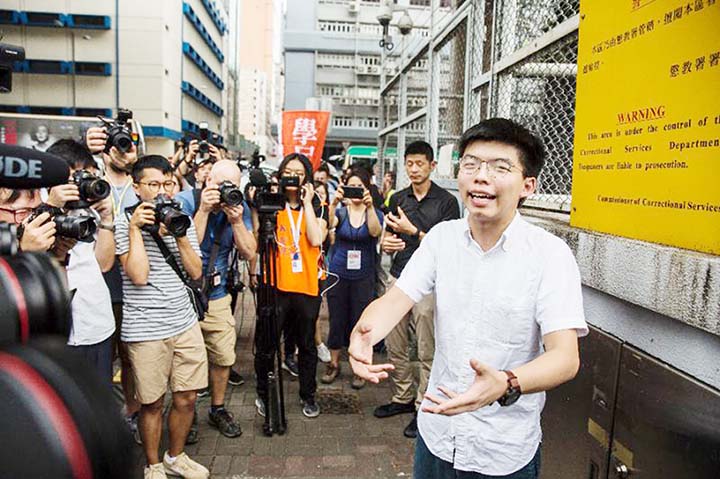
[98,222,115,232]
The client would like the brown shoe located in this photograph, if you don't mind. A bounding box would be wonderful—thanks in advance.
[321,363,340,384]
[351,375,365,390]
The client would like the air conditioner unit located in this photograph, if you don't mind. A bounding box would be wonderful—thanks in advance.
[368,66,379,74]
[348,1,359,14]
[356,65,368,74]
[340,97,353,105]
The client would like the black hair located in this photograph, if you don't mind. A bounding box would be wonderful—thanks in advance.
[2,189,36,204]
[457,118,546,178]
[384,170,396,189]
[317,162,330,175]
[345,165,372,190]
[404,140,434,163]
[131,155,173,183]
[277,153,313,185]
[46,139,96,171]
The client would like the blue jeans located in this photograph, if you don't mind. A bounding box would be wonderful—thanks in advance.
[414,432,541,479]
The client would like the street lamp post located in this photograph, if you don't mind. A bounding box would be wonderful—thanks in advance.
[376,0,413,180]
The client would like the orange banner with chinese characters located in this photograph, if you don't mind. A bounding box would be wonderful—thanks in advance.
[281,111,330,171]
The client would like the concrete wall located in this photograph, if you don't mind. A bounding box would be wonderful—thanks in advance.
[283,52,315,111]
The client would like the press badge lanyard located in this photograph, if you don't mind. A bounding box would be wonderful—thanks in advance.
[346,209,364,271]
[108,178,133,218]
[286,204,304,273]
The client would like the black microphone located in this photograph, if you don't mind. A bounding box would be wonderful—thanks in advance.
[249,168,268,188]
[0,144,70,189]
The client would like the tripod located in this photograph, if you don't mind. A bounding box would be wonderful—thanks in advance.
[255,211,287,436]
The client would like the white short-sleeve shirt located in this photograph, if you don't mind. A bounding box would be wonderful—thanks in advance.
[395,213,588,475]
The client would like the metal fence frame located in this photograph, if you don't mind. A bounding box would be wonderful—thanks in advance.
[378,0,580,212]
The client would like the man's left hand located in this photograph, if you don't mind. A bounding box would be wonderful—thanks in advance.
[422,359,508,416]
[222,204,244,224]
[46,184,80,208]
[385,206,417,236]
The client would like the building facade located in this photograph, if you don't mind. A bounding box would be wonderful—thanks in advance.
[1,0,229,155]
[283,0,441,159]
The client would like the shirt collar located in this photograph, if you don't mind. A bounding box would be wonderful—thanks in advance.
[404,181,437,200]
[463,212,524,253]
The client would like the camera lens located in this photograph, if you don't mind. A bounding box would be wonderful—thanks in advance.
[0,223,18,256]
[220,183,243,207]
[0,253,71,345]
[78,176,110,203]
[55,215,97,242]
[113,133,133,153]
[162,208,191,237]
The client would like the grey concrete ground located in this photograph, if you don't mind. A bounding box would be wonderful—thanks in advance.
[125,291,417,478]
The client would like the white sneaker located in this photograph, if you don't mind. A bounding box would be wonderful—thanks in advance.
[144,463,167,479]
[317,342,331,363]
[255,397,266,417]
[163,451,209,479]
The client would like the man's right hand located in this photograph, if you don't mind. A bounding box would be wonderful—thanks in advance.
[199,185,220,213]
[19,212,56,252]
[46,184,80,208]
[85,126,108,153]
[129,202,155,229]
[348,323,394,384]
[381,233,406,253]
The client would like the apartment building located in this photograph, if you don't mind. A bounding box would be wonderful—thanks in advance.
[283,0,440,158]
[0,0,229,154]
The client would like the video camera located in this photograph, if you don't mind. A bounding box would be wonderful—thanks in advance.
[99,108,135,154]
[249,169,285,215]
[126,194,191,238]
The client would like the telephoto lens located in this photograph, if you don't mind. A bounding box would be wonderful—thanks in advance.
[0,252,71,345]
[154,194,191,237]
[218,181,243,207]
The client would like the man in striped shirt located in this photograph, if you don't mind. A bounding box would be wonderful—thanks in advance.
[116,155,209,479]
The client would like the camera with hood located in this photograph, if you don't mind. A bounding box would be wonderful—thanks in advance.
[127,194,191,238]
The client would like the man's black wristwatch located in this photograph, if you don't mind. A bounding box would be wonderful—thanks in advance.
[497,370,522,406]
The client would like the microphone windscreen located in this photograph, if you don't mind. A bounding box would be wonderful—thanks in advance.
[0,144,70,189]
[249,168,268,187]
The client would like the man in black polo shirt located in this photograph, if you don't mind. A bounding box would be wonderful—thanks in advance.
[375,140,460,438]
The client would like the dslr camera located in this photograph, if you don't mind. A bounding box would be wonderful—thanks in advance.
[99,108,135,154]
[218,181,243,207]
[65,169,111,209]
[197,121,211,161]
[127,194,191,238]
[22,204,97,243]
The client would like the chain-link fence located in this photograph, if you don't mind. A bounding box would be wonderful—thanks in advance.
[379,0,580,212]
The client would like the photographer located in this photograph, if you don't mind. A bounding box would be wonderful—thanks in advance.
[116,155,209,479]
[44,139,116,384]
[176,160,256,438]
[254,153,328,419]
[321,166,383,389]
[86,120,142,440]
[0,188,55,253]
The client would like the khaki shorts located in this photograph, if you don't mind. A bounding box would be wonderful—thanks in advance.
[200,294,237,367]
[128,323,208,405]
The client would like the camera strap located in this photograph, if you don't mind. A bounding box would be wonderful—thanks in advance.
[204,215,227,288]
[150,231,189,283]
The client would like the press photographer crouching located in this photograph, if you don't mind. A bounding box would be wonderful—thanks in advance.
[117,155,210,478]
[42,139,117,385]
[176,160,256,438]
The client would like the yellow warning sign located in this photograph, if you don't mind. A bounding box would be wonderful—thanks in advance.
[570,0,720,254]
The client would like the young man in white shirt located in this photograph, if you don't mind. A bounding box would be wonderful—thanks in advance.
[349,118,588,478]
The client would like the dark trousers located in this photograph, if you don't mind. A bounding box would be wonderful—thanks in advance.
[414,432,541,479]
[255,291,321,402]
[69,334,114,387]
[326,274,375,350]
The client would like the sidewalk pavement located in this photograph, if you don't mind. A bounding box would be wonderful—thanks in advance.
[126,291,417,478]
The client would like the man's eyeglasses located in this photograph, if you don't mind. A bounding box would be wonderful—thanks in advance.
[137,181,176,192]
[0,207,33,224]
[458,155,518,177]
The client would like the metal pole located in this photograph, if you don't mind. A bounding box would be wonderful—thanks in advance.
[378,40,386,180]
[397,34,407,170]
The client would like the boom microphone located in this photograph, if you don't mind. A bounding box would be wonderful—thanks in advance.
[0,144,70,189]
[249,168,269,188]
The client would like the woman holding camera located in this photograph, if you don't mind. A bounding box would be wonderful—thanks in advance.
[254,153,328,419]
[321,166,383,389]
